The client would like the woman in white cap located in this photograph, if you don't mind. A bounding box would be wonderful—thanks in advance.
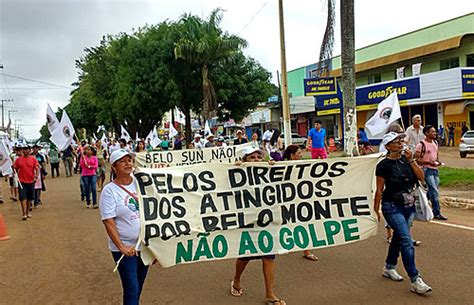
[374,132,432,295]
[230,146,286,305]
[99,149,149,305]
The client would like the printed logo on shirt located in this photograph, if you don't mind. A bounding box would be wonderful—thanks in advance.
[125,196,139,213]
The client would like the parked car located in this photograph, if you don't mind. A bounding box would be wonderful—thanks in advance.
[459,130,474,158]
[279,133,307,147]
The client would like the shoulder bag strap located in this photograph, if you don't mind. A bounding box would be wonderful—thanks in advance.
[113,181,138,202]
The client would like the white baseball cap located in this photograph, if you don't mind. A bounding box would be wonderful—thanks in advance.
[194,134,201,139]
[382,132,406,146]
[242,146,263,157]
[110,149,135,164]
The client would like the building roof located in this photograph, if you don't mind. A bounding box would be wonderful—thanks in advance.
[288,12,474,74]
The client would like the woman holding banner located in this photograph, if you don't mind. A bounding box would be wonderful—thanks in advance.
[374,132,432,295]
[100,149,149,305]
[282,144,318,262]
[230,146,286,305]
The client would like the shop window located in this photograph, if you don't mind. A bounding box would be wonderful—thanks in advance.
[467,54,474,67]
[367,74,381,84]
[309,69,318,78]
[440,57,459,70]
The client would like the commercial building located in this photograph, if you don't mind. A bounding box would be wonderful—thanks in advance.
[287,13,474,145]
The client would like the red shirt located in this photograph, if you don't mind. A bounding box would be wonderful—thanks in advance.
[14,155,39,183]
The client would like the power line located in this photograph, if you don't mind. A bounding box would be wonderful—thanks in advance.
[0,73,73,89]
[239,1,268,35]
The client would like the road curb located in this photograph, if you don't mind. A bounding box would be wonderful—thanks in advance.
[441,196,474,210]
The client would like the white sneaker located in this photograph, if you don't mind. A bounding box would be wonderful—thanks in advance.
[383,268,404,281]
[410,277,432,294]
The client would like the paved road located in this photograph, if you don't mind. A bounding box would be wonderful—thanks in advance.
[1,171,473,305]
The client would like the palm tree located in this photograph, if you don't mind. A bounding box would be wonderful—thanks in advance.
[174,9,247,120]
[317,0,357,156]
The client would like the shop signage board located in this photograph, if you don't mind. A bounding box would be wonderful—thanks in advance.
[304,77,338,96]
[461,69,474,98]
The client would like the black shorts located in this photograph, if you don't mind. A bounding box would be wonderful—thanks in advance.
[9,177,14,186]
[19,183,35,201]
[238,255,276,261]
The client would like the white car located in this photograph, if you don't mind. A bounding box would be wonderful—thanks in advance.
[280,133,307,147]
[459,130,474,158]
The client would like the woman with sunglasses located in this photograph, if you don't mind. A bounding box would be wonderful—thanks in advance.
[374,132,432,295]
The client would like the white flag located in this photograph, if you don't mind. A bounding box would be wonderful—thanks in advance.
[50,110,75,150]
[146,127,161,148]
[174,107,186,125]
[365,91,401,139]
[46,103,60,134]
[0,140,13,176]
[412,63,422,76]
[120,125,131,142]
[204,120,211,137]
[396,66,405,79]
[169,123,178,138]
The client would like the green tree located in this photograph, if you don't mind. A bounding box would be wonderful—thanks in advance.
[174,8,247,120]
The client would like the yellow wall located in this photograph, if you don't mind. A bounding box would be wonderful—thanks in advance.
[444,105,469,146]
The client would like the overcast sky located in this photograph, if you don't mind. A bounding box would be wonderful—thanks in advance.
[0,0,472,139]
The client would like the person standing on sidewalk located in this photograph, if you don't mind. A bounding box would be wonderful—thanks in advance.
[48,144,60,178]
[32,144,46,208]
[405,115,425,148]
[374,132,432,295]
[307,120,329,159]
[79,145,99,208]
[414,125,448,221]
[14,144,40,220]
[447,123,455,147]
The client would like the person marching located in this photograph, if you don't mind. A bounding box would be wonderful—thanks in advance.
[374,132,432,295]
[13,144,40,220]
[32,144,46,208]
[48,144,61,178]
[307,120,329,159]
[230,146,286,305]
[96,140,107,192]
[282,144,318,261]
[79,145,99,208]
[100,149,150,305]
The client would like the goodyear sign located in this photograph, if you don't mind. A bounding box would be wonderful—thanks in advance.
[356,78,420,106]
[461,69,474,99]
[314,77,420,115]
[304,77,337,96]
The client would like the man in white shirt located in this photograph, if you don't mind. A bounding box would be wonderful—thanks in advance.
[405,114,425,147]
[193,134,204,149]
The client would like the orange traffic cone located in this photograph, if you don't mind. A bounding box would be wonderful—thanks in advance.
[0,213,10,241]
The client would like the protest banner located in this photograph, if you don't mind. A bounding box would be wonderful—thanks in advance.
[135,142,254,168]
[135,155,379,267]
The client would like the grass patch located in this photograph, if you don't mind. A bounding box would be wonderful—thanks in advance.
[439,167,474,187]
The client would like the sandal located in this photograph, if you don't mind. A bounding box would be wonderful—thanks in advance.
[413,240,422,246]
[265,299,287,305]
[230,281,243,297]
[303,253,318,261]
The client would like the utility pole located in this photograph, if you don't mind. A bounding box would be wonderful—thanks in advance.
[278,0,292,147]
[1,99,13,130]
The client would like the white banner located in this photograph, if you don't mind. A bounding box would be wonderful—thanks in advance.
[0,140,13,176]
[135,155,379,267]
[135,143,253,168]
[121,125,131,142]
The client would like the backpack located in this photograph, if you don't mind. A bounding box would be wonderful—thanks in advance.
[419,139,438,159]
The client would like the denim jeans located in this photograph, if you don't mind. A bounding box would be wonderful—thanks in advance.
[424,168,441,216]
[112,252,149,305]
[382,201,419,282]
[81,175,97,205]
